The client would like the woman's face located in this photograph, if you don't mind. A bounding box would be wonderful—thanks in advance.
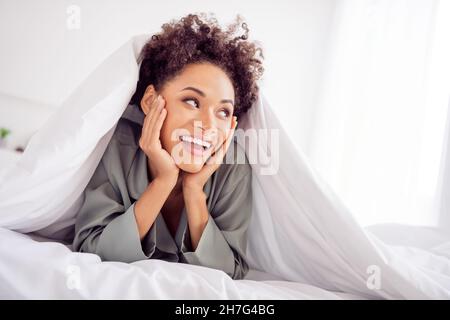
[140,62,235,173]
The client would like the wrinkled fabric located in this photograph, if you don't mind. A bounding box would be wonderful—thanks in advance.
[0,35,449,299]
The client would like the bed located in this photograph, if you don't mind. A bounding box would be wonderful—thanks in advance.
[1,35,449,299]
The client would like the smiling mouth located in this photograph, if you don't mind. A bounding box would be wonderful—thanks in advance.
[178,135,213,152]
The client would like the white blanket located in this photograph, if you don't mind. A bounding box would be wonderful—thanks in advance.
[0,228,366,299]
[1,35,449,299]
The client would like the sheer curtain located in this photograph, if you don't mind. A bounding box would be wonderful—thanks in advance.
[437,98,450,231]
[308,0,450,227]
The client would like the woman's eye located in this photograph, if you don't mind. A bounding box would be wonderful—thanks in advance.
[183,98,231,118]
[183,98,199,108]
[219,109,231,118]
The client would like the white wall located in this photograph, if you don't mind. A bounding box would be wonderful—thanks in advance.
[0,93,54,149]
[0,0,335,154]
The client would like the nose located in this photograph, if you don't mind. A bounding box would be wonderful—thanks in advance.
[196,109,217,133]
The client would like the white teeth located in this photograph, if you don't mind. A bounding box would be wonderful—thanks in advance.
[180,135,211,149]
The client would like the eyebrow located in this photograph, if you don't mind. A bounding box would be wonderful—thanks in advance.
[181,86,234,107]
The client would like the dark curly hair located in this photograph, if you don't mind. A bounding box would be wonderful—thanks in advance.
[130,13,265,119]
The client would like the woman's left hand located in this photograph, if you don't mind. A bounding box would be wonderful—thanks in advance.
[182,116,238,192]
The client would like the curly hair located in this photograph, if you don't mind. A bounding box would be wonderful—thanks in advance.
[130,13,265,119]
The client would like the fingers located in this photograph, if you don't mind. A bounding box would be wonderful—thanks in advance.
[150,104,167,144]
[141,96,157,137]
[221,116,238,150]
[140,95,164,151]
[147,96,164,135]
[148,94,161,118]
[206,116,237,165]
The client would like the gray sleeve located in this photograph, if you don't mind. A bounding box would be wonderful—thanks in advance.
[180,164,252,280]
[73,160,155,263]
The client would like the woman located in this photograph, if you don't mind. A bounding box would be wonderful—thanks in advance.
[73,13,264,280]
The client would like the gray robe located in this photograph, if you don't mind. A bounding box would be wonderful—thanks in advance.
[73,103,253,280]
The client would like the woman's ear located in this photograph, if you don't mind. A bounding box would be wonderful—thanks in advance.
[140,85,158,115]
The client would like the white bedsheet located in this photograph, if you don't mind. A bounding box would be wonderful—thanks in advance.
[0,228,365,299]
[1,34,450,299]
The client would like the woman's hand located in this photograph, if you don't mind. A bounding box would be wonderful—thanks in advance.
[182,116,238,192]
[139,95,179,186]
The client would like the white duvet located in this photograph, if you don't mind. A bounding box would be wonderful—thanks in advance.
[0,35,449,299]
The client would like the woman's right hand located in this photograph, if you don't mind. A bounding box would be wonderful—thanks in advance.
[139,95,179,185]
